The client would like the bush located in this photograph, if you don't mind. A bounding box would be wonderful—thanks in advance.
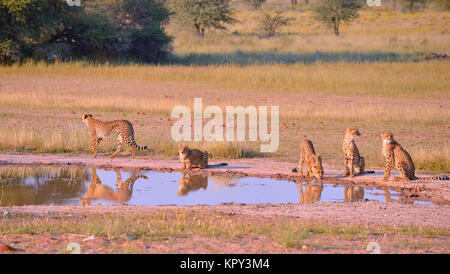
[312,0,363,36]
[258,13,293,38]
[244,0,267,10]
[171,0,236,37]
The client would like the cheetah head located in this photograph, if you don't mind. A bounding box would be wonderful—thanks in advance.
[81,114,92,126]
[381,132,394,145]
[82,114,92,121]
[346,128,361,140]
[178,146,190,157]
[312,154,324,180]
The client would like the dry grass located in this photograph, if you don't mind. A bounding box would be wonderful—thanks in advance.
[0,166,90,182]
[1,211,448,253]
[0,61,448,172]
[1,62,448,99]
[168,10,450,55]
[0,6,448,172]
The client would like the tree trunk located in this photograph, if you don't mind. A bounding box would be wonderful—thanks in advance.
[194,24,201,35]
[409,1,415,12]
[333,19,340,36]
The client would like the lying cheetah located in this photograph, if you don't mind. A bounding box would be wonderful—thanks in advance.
[342,128,368,177]
[178,172,208,196]
[292,139,324,180]
[381,132,449,182]
[178,146,227,169]
[82,114,148,158]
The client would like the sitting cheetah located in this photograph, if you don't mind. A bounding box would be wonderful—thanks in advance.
[381,132,449,182]
[82,114,148,158]
[292,139,324,180]
[342,128,366,177]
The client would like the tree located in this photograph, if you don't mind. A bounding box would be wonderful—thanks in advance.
[173,0,236,37]
[0,0,172,64]
[108,0,173,62]
[401,0,426,12]
[292,0,309,5]
[244,0,266,10]
[436,0,450,10]
[258,13,293,38]
[312,0,363,36]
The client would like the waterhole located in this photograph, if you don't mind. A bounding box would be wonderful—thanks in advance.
[0,166,432,206]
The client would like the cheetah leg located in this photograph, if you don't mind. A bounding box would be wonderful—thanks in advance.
[297,154,304,176]
[132,146,136,158]
[110,135,123,158]
[382,158,392,182]
[358,157,365,175]
[115,170,123,188]
[182,161,187,169]
[91,133,98,158]
[305,163,311,177]
[393,176,409,182]
[342,156,350,177]
[394,164,411,182]
[349,155,355,177]
[297,182,305,204]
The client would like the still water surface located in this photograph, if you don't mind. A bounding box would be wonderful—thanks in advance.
[0,166,431,206]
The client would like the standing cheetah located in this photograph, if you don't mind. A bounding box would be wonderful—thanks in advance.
[81,168,147,205]
[82,114,148,158]
[381,132,449,182]
[342,128,365,177]
[292,139,324,180]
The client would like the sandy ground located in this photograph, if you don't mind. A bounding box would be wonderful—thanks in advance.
[0,153,448,205]
[1,203,449,254]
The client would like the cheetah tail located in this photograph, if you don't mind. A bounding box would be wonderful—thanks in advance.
[129,139,148,150]
[205,163,228,168]
[417,175,449,181]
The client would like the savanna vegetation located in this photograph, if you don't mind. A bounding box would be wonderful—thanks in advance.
[1,210,449,253]
[0,0,448,173]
